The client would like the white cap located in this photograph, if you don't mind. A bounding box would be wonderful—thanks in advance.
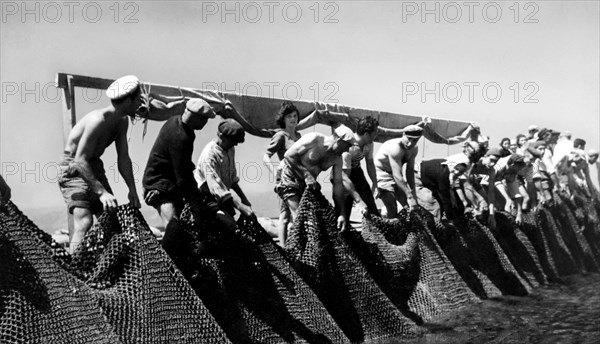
[333,125,356,145]
[106,75,140,100]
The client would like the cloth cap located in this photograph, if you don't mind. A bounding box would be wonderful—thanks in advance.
[528,125,539,132]
[403,124,423,138]
[588,149,599,158]
[559,131,572,140]
[537,128,552,139]
[106,75,140,100]
[533,140,546,149]
[508,153,525,165]
[333,125,357,145]
[186,98,216,118]
[218,119,245,143]
[485,147,504,157]
[465,140,481,152]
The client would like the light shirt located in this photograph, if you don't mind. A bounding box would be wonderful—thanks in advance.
[195,140,239,201]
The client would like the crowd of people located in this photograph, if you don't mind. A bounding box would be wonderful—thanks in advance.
[32,75,600,252]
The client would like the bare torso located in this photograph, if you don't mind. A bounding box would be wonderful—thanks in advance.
[296,134,341,177]
[64,107,128,160]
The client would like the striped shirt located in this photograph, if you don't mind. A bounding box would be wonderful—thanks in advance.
[343,142,373,169]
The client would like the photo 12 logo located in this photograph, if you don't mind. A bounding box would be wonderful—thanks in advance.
[200,1,340,23]
[1,1,140,24]
[402,82,540,104]
[401,1,540,23]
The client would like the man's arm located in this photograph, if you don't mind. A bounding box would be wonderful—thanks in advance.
[340,151,362,203]
[365,146,378,194]
[263,133,283,179]
[231,183,255,217]
[332,158,348,231]
[389,148,417,208]
[115,120,141,208]
[495,180,513,212]
[487,170,496,216]
[145,96,187,121]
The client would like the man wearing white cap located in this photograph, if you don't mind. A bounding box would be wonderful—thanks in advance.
[58,75,143,253]
[275,124,356,235]
[587,149,600,192]
[374,124,423,218]
[142,98,216,229]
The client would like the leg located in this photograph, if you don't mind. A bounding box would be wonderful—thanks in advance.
[70,206,93,254]
[379,190,398,218]
[158,202,178,228]
[350,167,379,215]
[519,185,530,210]
[278,207,291,247]
[282,195,300,246]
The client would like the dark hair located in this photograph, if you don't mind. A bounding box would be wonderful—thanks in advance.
[516,134,526,145]
[356,116,379,135]
[275,101,299,129]
[111,85,141,106]
[573,138,586,149]
[500,137,511,146]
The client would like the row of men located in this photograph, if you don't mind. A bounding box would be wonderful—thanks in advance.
[55,75,600,252]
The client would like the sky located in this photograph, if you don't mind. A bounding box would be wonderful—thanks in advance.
[1,0,599,228]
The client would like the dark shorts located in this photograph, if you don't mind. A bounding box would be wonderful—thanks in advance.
[143,188,184,211]
[274,159,306,202]
[58,153,112,214]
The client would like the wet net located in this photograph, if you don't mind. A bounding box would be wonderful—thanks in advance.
[518,211,561,283]
[285,189,421,343]
[163,204,350,344]
[0,201,231,344]
[492,211,547,287]
[537,205,580,276]
[430,214,530,298]
[347,208,478,322]
[552,194,599,273]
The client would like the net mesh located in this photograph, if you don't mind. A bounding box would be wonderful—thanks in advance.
[166,203,351,344]
[551,194,599,273]
[285,189,421,343]
[492,211,547,287]
[1,187,599,343]
[0,201,230,344]
[347,208,478,322]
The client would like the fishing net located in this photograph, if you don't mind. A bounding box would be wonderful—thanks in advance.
[346,208,477,322]
[536,205,580,276]
[566,192,600,261]
[285,189,421,343]
[430,214,530,298]
[492,211,547,287]
[164,204,349,344]
[552,194,599,273]
[0,201,230,344]
[518,211,561,283]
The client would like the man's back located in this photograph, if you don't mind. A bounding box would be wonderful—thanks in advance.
[143,116,195,193]
[64,108,125,160]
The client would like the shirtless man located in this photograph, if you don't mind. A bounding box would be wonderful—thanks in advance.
[374,124,423,218]
[338,117,380,220]
[58,75,142,253]
[275,125,356,233]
